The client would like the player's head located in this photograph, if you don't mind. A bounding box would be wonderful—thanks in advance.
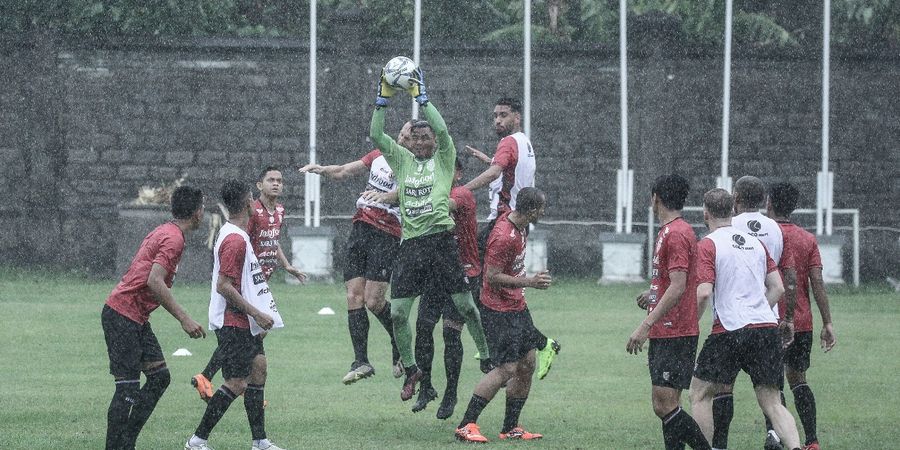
[408,120,436,159]
[397,120,414,147]
[515,187,546,224]
[703,188,734,225]
[454,157,464,183]
[651,174,689,214]
[257,166,283,200]
[493,98,522,137]
[221,179,253,217]
[768,182,800,218]
[171,185,205,229]
[733,175,767,210]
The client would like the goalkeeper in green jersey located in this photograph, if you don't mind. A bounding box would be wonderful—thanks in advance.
[370,66,491,402]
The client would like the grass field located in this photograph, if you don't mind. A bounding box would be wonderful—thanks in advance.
[0,267,898,449]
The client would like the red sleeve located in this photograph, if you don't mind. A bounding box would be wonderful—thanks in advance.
[779,237,796,270]
[665,230,692,273]
[451,187,476,214]
[152,230,184,274]
[218,234,246,280]
[491,138,518,170]
[696,238,717,284]
[808,239,823,269]
[763,246,778,274]
[484,232,513,272]
[360,149,382,167]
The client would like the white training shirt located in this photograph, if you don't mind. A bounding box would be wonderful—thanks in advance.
[732,211,783,264]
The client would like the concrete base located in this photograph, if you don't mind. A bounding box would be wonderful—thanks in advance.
[598,232,645,284]
[817,234,845,284]
[525,228,548,276]
[288,225,335,283]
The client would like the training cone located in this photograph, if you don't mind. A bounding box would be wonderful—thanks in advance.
[318,307,336,316]
[172,348,192,356]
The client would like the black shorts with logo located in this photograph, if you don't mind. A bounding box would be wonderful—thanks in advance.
[217,326,266,380]
[390,231,473,299]
[783,331,813,372]
[418,276,480,326]
[344,221,400,283]
[481,306,540,365]
[648,335,699,390]
[101,305,165,379]
[694,326,784,387]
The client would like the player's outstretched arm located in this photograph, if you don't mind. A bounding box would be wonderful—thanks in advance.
[276,246,307,283]
[216,274,274,330]
[369,107,408,165]
[464,164,503,191]
[465,145,493,164]
[299,161,367,180]
[809,267,836,351]
[147,263,205,339]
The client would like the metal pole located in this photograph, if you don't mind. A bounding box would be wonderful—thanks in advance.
[718,0,733,191]
[616,0,629,234]
[822,0,832,235]
[305,0,318,227]
[412,0,422,119]
[523,0,531,138]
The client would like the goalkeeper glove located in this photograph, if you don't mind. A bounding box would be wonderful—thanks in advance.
[407,68,429,106]
[375,70,395,108]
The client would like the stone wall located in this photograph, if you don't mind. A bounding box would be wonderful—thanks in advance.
[1,26,897,279]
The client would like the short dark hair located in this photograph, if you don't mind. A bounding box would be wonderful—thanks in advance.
[515,187,546,214]
[259,166,281,181]
[651,174,689,211]
[734,175,767,209]
[769,182,800,217]
[220,179,251,216]
[410,120,433,132]
[496,97,522,114]
[171,186,204,220]
[703,188,734,219]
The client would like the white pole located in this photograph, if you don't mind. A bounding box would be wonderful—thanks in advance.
[412,0,422,119]
[822,0,832,235]
[523,0,532,138]
[616,0,628,234]
[718,0,733,192]
[309,0,319,227]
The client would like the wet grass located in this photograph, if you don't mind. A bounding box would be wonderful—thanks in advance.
[0,267,897,448]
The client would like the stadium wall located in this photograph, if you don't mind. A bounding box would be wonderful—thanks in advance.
[1,23,897,280]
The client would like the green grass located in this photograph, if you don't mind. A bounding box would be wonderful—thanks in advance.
[0,268,897,449]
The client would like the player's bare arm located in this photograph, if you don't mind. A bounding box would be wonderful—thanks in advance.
[216,274,274,330]
[696,282,713,320]
[463,164,503,192]
[635,290,650,310]
[360,189,398,205]
[275,246,307,283]
[147,263,205,339]
[626,270,687,354]
[464,145,492,164]
[763,270,786,308]
[778,266,798,347]
[809,267,836,352]
[485,265,551,290]
[299,160,367,180]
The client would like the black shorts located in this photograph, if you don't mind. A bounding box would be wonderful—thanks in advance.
[694,326,784,387]
[217,326,265,380]
[101,305,165,379]
[418,276,481,326]
[783,331,813,372]
[390,231,473,299]
[482,307,538,365]
[648,335,699,390]
[344,221,400,283]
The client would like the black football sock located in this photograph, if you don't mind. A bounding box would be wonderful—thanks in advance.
[443,326,463,399]
[244,384,267,441]
[107,380,139,450]
[791,383,817,445]
[501,397,528,434]
[458,394,489,429]
[202,346,225,381]
[373,303,401,363]
[415,318,437,390]
[121,367,170,449]
[533,329,549,351]
[712,393,733,449]
[347,308,370,363]
[194,386,237,440]
[662,406,711,450]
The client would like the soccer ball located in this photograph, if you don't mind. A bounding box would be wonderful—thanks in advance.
[382,56,419,90]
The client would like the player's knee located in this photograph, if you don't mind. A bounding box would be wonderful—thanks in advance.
[443,319,464,333]
[363,293,386,312]
[225,378,248,396]
[651,393,679,419]
[785,368,806,387]
[347,292,365,309]
[146,366,171,390]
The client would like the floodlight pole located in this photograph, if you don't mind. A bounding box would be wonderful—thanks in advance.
[305,0,320,227]
[523,0,532,138]
[412,0,422,119]
[817,0,833,236]
[615,0,633,234]
[717,0,733,192]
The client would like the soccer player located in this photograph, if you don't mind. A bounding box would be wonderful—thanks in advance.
[768,182,837,450]
[689,188,803,450]
[713,175,798,450]
[411,157,481,418]
[192,167,307,399]
[464,98,559,380]
[101,185,206,450]
[299,134,412,385]
[455,187,551,443]
[371,68,491,401]
[626,175,710,450]
[185,180,283,450]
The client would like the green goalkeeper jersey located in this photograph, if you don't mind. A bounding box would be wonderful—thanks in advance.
[370,103,456,240]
